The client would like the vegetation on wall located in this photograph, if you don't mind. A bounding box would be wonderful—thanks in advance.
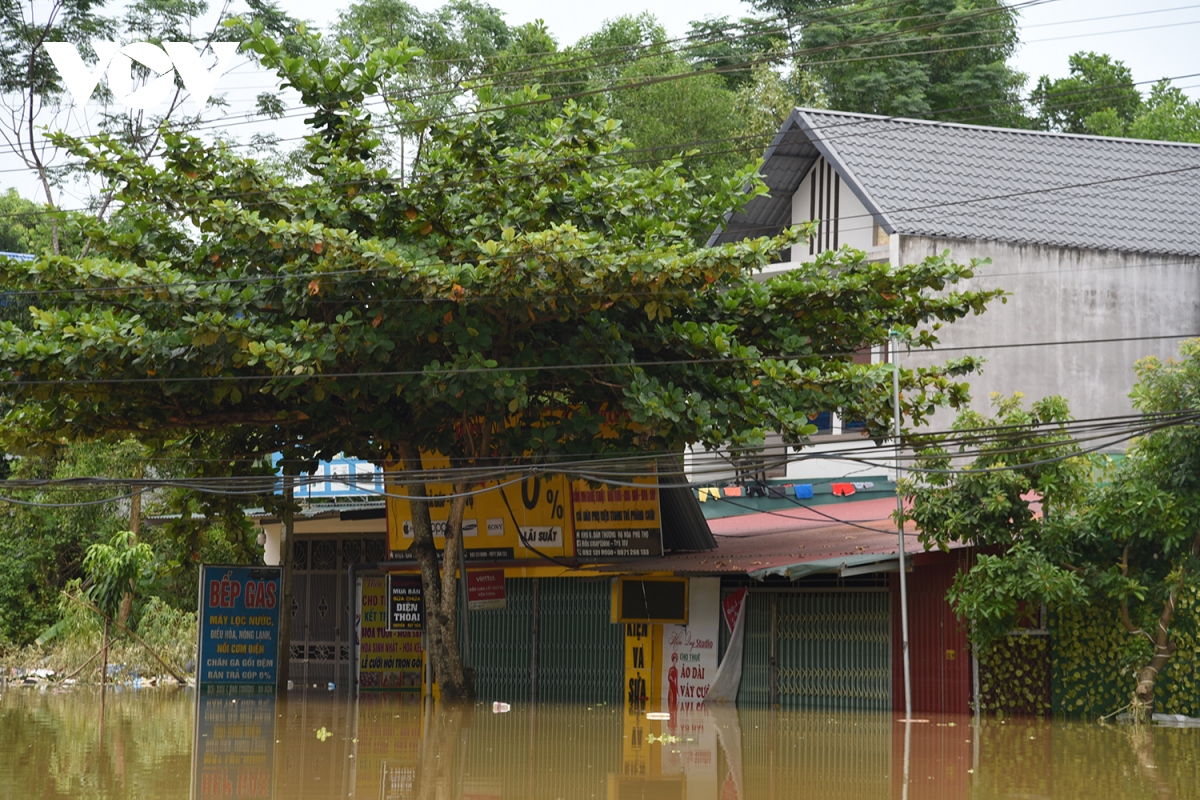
[1051,591,1200,719]
[907,341,1200,720]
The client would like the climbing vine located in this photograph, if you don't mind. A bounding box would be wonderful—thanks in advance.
[1051,591,1200,718]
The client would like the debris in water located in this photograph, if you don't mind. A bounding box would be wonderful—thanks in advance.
[492,702,511,713]
[316,727,332,742]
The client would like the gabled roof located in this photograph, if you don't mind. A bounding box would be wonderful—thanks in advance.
[711,108,1200,258]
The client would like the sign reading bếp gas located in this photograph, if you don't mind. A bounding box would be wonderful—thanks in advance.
[197,565,281,687]
[385,455,662,560]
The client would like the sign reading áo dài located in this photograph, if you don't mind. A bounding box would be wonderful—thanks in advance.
[661,578,720,715]
[196,565,282,688]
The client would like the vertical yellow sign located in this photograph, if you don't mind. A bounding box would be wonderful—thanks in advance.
[623,622,655,780]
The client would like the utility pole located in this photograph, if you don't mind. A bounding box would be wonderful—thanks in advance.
[891,331,913,720]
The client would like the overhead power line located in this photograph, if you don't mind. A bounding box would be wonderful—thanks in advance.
[0,330,1195,388]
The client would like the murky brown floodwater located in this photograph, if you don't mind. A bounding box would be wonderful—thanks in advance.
[1,687,1197,799]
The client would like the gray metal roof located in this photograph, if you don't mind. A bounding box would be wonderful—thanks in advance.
[712,108,1200,258]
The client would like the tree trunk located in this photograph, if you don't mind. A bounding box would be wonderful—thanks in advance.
[397,442,473,701]
[118,483,142,629]
[100,619,110,687]
[1127,590,1179,722]
[276,470,296,692]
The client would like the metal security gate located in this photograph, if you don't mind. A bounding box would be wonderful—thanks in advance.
[464,578,623,704]
[777,591,891,710]
[290,534,387,688]
[736,591,773,706]
[538,578,623,703]
[464,579,535,702]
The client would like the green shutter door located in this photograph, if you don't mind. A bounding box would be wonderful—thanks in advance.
[776,591,891,710]
[462,578,623,704]
[736,592,773,706]
[538,578,623,704]
[462,578,533,702]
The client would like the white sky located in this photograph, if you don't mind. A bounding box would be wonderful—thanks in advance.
[287,0,1200,91]
[3,0,1199,203]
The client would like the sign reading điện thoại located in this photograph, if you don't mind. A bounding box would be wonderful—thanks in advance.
[384,454,663,561]
[356,576,423,691]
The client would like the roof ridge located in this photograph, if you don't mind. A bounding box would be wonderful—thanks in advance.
[796,106,1200,151]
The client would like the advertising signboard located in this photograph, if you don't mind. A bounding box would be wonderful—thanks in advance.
[196,565,282,688]
[466,569,507,611]
[661,578,720,716]
[387,575,425,632]
[356,577,424,691]
[384,456,663,560]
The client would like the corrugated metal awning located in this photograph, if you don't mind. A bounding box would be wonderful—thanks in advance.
[749,552,907,581]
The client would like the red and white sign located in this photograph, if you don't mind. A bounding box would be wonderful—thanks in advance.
[704,589,749,705]
[661,578,720,716]
[467,569,507,611]
[722,588,746,634]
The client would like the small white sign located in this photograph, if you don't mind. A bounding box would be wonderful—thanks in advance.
[463,518,478,537]
[486,518,505,537]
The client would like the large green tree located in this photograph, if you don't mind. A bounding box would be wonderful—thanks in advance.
[1032,52,1200,144]
[0,25,1001,697]
[907,346,1200,718]
[1030,51,1142,135]
[751,0,1027,126]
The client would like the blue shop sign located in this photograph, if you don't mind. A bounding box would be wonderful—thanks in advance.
[197,565,282,687]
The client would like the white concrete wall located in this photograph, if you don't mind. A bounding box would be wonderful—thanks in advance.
[259,515,387,566]
[897,235,1200,430]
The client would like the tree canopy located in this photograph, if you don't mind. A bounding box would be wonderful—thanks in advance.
[0,23,1002,694]
[753,0,1028,127]
[1032,51,1200,143]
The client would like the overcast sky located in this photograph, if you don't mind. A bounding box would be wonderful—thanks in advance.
[286,0,1200,92]
[4,0,1198,203]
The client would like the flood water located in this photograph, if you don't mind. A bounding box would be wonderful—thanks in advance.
[1,687,1197,799]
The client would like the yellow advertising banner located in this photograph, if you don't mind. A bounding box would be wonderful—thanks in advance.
[384,456,662,561]
[356,576,423,691]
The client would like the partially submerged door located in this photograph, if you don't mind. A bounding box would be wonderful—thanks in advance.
[776,591,891,710]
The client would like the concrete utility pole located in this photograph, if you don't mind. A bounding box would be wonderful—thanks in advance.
[891,331,913,721]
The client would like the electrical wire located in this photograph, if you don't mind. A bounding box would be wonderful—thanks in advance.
[2,62,1198,233]
[0,330,1196,387]
[1,407,1189,494]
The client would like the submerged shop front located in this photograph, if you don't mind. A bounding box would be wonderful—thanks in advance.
[352,467,973,714]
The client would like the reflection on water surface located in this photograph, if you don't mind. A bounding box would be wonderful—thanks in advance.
[0,688,1197,799]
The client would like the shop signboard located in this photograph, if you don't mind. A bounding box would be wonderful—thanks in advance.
[385,456,663,560]
[196,565,282,688]
[357,577,424,691]
[466,569,507,611]
[661,578,720,716]
[387,575,425,632]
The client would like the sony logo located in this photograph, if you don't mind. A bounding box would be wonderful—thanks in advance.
[43,41,240,110]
